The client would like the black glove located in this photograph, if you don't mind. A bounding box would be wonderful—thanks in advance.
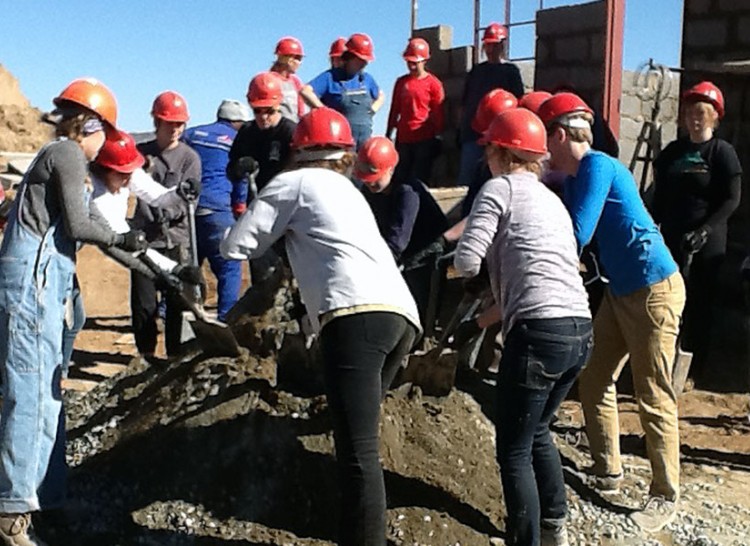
[231,156,258,181]
[173,265,202,285]
[154,270,182,293]
[682,226,711,255]
[177,178,201,201]
[401,236,447,271]
[116,230,148,252]
[449,318,482,348]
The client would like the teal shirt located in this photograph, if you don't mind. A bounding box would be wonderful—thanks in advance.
[564,151,677,296]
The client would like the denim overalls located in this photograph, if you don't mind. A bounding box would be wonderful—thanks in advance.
[0,143,78,513]
[340,73,373,150]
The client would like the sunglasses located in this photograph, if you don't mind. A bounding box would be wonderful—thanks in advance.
[253,107,278,116]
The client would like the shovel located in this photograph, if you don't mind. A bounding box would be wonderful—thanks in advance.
[139,251,243,358]
[672,249,696,396]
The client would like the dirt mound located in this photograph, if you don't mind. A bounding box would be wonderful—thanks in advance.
[0,65,52,157]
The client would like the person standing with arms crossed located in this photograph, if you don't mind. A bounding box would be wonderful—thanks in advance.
[540,92,686,533]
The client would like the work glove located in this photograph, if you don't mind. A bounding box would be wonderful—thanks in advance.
[682,226,711,255]
[449,318,482,349]
[177,178,202,201]
[173,265,203,285]
[232,202,247,219]
[232,156,258,180]
[116,230,148,252]
[154,270,182,293]
[401,236,447,271]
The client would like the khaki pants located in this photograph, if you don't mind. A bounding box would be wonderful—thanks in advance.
[579,273,686,500]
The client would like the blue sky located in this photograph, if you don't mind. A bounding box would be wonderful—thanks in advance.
[2,0,682,134]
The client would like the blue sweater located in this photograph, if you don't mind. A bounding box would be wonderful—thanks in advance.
[564,151,677,296]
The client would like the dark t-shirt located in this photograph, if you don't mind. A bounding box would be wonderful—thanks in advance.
[653,136,742,260]
[363,177,449,261]
[227,118,296,195]
[459,61,524,143]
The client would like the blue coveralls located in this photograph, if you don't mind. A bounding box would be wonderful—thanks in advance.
[184,120,246,321]
[308,68,380,149]
[0,163,76,513]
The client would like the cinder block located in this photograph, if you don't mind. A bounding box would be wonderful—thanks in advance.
[534,66,574,92]
[536,2,606,38]
[536,40,549,64]
[620,117,643,142]
[687,0,712,15]
[684,18,729,48]
[590,33,604,62]
[556,35,591,63]
[738,17,750,44]
[427,51,451,78]
[413,25,453,52]
[449,47,473,76]
[718,0,750,12]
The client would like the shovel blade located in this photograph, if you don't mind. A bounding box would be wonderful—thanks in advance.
[189,317,243,357]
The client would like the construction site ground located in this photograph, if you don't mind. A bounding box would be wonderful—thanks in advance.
[50,244,750,546]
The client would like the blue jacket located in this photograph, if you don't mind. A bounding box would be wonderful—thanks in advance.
[564,151,677,296]
[184,120,246,212]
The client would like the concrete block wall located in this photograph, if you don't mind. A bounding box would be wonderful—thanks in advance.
[534,1,608,113]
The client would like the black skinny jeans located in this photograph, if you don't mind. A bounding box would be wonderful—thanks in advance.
[130,269,184,357]
[496,317,593,546]
[319,311,417,546]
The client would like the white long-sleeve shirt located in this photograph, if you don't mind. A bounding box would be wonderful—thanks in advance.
[220,167,421,333]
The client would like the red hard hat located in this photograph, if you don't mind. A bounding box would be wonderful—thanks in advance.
[472,88,519,135]
[346,33,375,62]
[152,91,190,123]
[518,91,553,115]
[54,78,118,127]
[482,23,508,44]
[682,81,725,118]
[537,92,593,127]
[355,136,400,183]
[247,72,284,108]
[275,36,304,57]
[292,107,355,149]
[403,37,430,62]
[329,37,347,58]
[96,130,145,174]
[480,107,547,157]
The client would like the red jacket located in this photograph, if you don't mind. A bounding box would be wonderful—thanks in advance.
[387,72,445,144]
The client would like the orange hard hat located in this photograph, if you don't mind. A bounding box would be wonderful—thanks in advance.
[537,92,593,128]
[472,88,518,135]
[53,78,118,127]
[355,136,400,183]
[518,91,553,115]
[292,107,355,149]
[151,91,190,123]
[247,72,284,109]
[682,81,725,118]
[96,130,145,174]
[276,36,304,57]
[403,37,430,62]
[479,107,547,158]
[483,23,508,44]
[329,37,347,58]
[346,33,375,62]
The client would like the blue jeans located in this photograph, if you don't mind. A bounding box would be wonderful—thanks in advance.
[456,140,484,188]
[496,317,593,546]
[351,124,373,151]
[0,209,76,513]
[196,211,241,321]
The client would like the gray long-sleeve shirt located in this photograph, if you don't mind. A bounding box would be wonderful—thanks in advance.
[19,139,120,249]
[454,171,590,336]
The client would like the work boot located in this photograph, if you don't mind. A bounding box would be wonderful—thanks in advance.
[540,524,569,546]
[629,496,677,533]
[0,513,47,546]
[593,471,624,492]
